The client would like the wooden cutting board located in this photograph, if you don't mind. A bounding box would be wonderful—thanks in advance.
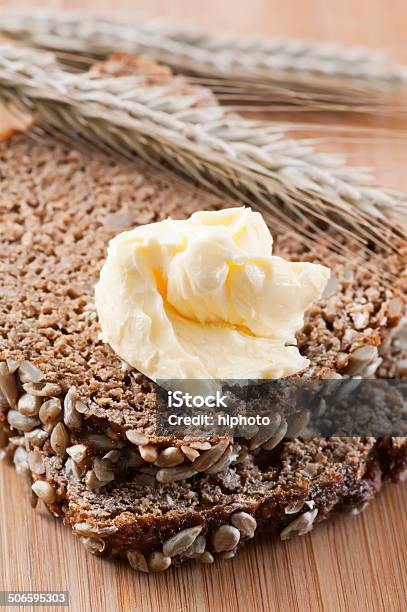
[0,0,406,610]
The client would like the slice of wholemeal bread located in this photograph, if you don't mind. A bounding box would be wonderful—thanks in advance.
[7,431,407,571]
[0,132,406,489]
[1,331,405,571]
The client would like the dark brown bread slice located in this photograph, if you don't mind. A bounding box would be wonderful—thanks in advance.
[2,340,406,572]
[0,132,406,485]
[8,435,407,572]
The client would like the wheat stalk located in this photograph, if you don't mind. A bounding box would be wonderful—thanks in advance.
[1,10,407,113]
[0,43,405,257]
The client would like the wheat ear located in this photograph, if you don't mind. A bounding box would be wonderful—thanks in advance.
[0,43,405,256]
[1,10,407,113]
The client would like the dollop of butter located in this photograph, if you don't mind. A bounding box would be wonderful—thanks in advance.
[95,207,330,381]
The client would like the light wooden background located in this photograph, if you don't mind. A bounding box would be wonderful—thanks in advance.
[0,1,406,611]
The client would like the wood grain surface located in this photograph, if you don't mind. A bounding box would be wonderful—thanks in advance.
[0,1,406,611]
